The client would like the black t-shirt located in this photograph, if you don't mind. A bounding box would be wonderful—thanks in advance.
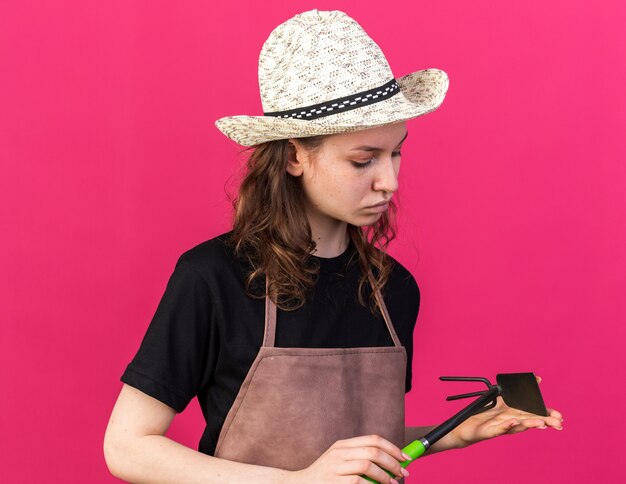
[121,230,420,455]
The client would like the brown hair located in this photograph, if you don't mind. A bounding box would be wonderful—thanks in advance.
[226,135,398,315]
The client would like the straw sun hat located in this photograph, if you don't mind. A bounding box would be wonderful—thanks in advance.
[215,9,449,147]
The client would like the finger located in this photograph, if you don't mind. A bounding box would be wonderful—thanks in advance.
[482,417,521,438]
[334,446,406,481]
[334,435,407,464]
[542,416,563,429]
[535,375,542,384]
[337,459,396,484]
[514,417,550,430]
[513,410,562,429]
[547,407,563,421]
[501,418,522,435]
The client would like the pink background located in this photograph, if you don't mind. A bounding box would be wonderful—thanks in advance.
[2,1,624,482]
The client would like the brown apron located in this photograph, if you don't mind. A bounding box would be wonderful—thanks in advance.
[214,270,407,471]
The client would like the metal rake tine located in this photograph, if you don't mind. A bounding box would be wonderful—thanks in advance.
[446,390,489,401]
[439,376,493,387]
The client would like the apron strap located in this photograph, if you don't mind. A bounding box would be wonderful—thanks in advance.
[264,274,277,347]
[365,269,403,347]
[263,270,402,348]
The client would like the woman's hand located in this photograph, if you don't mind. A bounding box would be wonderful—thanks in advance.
[287,434,411,484]
[449,376,564,449]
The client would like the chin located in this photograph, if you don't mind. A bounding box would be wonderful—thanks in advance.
[352,214,384,227]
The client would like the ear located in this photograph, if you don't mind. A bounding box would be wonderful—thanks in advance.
[286,139,306,177]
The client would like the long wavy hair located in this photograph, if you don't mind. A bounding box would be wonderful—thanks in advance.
[226,135,398,315]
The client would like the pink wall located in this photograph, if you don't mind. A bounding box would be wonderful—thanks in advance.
[2,1,624,482]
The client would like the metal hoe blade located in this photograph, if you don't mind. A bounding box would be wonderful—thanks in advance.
[496,372,548,416]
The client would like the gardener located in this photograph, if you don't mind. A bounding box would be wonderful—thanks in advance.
[104,9,563,483]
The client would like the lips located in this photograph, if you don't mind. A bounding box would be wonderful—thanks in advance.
[368,201,390,208]
[365,202,389,212]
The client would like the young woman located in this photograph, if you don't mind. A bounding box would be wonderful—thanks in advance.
[104,9,563,484]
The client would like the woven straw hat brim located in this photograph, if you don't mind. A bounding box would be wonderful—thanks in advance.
[215,68,449,147]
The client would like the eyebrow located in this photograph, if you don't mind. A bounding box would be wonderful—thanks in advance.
[349,131,409,152]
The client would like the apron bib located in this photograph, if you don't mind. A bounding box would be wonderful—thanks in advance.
[214,270,407,471]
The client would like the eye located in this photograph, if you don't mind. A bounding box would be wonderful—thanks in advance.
[351,158,374,169]
[350,151,401,169]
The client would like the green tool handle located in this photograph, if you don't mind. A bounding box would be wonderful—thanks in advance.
[359,386,500,483]
[361,439,426,483]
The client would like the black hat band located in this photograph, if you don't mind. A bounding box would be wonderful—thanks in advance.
[263,79,400,121]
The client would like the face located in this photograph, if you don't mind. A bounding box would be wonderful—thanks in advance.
[287,121,407,228]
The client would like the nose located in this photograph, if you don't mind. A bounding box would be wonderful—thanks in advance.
[372,155,399,196]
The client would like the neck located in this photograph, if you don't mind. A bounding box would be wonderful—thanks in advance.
[309,221,350,258]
